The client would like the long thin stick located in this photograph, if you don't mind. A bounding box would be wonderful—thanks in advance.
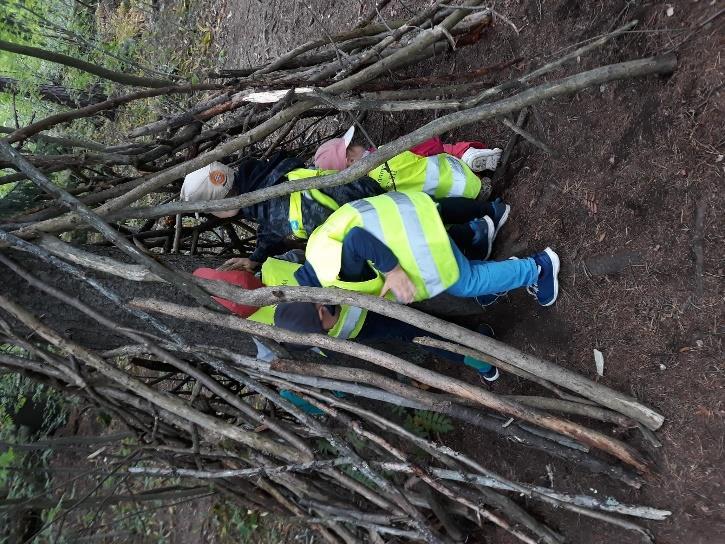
[500,115,560,157]
[2,84,225,144]
[98,55,677,222]
[131,297,651,472]
[0,142,216,309]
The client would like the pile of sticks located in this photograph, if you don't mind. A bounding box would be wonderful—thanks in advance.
[0,2,676,542]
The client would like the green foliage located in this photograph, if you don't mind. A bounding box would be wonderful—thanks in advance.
[211,503,283,543]
[404,410,454,439]
[0,0,224,150]
[0,349,69,437]
[0,345,70,510]
[315,437,338,456]
[389,403,408,417]
[0,447,17,489]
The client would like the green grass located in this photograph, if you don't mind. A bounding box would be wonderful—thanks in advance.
[0,0,220,145]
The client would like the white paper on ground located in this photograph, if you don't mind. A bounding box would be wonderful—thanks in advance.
[594,349,605,376]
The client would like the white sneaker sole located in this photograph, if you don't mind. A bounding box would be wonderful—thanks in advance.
[469,155,488,172]
[541,247,560,307]
[470,156,500,172]
[480,367,500,383]
[483,215,494,260]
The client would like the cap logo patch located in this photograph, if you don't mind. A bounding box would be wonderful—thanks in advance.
[209,170,227,186]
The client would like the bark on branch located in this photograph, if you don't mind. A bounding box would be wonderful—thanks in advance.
[99,55,676,222]
[0,39,175,88]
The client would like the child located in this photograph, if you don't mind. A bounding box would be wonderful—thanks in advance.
[314,126,502,199]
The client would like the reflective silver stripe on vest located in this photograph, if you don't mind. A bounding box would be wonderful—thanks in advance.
[423,156,440,195]
[387,192,446,296]
[336,306,364,339]
[445,156,467,197]
[350,199,385,242]
[353,193,446,298]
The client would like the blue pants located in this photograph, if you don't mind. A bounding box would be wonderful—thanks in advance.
[446,240,538,297]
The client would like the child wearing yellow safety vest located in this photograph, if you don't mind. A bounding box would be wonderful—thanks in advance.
[274,192,561,382]
[198,252,506,384]
[180,152,384,272]
[314,127,502,200]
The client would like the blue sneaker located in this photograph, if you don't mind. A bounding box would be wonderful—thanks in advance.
[478,366,500,383]
[529,248,560,306]
[488,198,511,239]
[463,355,500,383]
[463,325,499,382]
[469,215,495,260]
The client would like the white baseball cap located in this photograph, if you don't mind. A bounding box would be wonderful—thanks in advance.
[342,125,355,146]
[180,162,237,218]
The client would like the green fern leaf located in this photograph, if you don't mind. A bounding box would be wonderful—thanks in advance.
[412,410,454,435]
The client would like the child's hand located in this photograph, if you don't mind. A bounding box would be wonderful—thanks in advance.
[218,258,260,272]
[380,265,416,304]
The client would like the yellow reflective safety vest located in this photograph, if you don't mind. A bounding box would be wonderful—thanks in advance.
[259,257,302,287]
[286,168,340,240]
[368,151,480,199]
[306,192,460,302]
[247,257,367,340]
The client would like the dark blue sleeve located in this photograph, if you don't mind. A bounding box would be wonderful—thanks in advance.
[249,222,286,263]
[341,227,398,280]
[294,261,322,287]
[295,227,399,286]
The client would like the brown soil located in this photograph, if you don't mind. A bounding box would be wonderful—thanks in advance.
[66,1,724,542]
[215,2,724,542]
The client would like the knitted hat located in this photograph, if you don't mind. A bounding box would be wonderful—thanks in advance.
[274,302,324,350]
[313,126,355,171]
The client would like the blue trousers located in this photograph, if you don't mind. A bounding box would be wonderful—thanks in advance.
[446,240,538,297]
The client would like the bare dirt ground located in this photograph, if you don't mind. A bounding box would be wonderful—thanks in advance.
[89,1,724,542]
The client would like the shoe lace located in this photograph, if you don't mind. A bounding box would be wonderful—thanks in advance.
[526,265,543,298]
[477,291,507,307]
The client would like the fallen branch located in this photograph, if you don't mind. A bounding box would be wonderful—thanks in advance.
[9,234,661,432]
[100,55,677,222]
[0,39,175,88]
[3,83,226,144]
[131,297,652,472]
[500,115,560,157]
[0,295,297,461]
[0,142,216,309]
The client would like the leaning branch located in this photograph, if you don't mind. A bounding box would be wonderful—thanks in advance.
[9,234,662,431]
[3,83,226,144]
[102,54,676,221]
[0,39,175,88]
[131,297,652,472]
[0,142,216,309]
